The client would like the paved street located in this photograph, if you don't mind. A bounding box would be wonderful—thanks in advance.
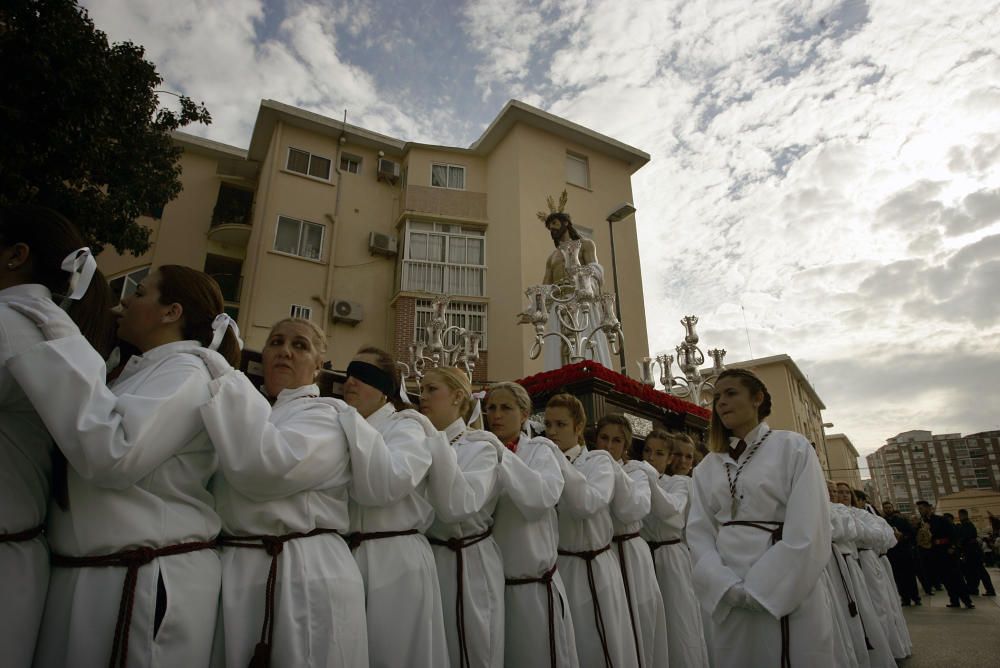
[899,567,1000,667]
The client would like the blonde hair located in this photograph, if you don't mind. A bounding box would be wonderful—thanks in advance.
[707,368,772,453]
[596,414,632,445]
[486,381,532,427]
[424,367,476,425]
[268,317,327,356]
[645,428,674,452]
[546,393,587,444]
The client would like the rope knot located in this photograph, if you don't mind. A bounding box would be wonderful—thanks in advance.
[261,536,284,556]
[347,532,362,551]
[123,546,157,567]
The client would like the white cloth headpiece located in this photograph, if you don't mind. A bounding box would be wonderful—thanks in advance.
[399,382,412,405]
[60,247,97,301]
[469,390,486,425]
[209,313,243,351]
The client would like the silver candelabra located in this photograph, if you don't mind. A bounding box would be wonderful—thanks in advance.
[637,316,726,407]
[401,295,481,385]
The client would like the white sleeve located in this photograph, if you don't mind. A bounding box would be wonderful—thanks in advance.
[687,458,743,621]
[499,441,564,520]
[426,433,499,523]
[8,335,210,490]
[339,409,432,506]
[200,371,349,501]
[610,462,651,523]
[558,451,615,519]
[649,474,689,522]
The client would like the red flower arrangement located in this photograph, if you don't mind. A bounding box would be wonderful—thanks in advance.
[516,361,711,420]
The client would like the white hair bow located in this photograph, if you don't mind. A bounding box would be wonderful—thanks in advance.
[60,247,97,301]
[469,390,487,424]
[209,313,243,351]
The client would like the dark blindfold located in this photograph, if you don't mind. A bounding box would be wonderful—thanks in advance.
[346,360,395,398]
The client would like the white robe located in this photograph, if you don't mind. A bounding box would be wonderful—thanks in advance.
[426,419,504,668]
[492,434,578,668]
[827,503,871,668]
[0,284,52,667]
[854,508,911,659]
[338,402,450,668]
[8,337,221,668]
[557,447,638,668]
[640,472,711,668]
[688,423,835,668]
[609,460,668,668]
[201,374,368,667]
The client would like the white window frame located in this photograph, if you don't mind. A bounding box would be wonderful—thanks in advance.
[566,152,590,188]
[286,147,332,181]
[401,221,486,296]
[340,153,362,175]
[290,304,312,320]
[430,163,466,190]
[415,298,487,350]
[273,215,326,261]
[108,266,151,303]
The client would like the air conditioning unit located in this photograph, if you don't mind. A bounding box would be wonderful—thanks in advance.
[368,231,398,256]
[377,158,400,184]
[331,299,364,325]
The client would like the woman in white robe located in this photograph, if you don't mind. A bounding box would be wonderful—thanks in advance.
[640,430,711,668]
[546,393,638,668]
[337,346,450,668]
[199,318,368,667]
[854,501,912,659]
[825,482,871,668]
[420,367,504,668]
[688,369,836,668]
[595,415,668,668]
[7,265,240,668]
[0,204,115,667]
[485,382,578,668]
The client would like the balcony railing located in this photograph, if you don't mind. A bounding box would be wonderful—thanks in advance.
[401,260,486,297]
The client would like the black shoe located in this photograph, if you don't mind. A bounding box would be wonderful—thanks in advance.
[915,599,922,606]
[964,601,975,609]
[946,603,961,608]
[985,592,997,597]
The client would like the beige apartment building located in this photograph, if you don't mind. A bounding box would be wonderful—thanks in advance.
[727,354,831,472]
[826,433,863,490]
[97,99,651,381]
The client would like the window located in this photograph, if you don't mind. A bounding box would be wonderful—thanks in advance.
[401,221,486,296]
[203,254,243,303]
[108,266,150,305]
[566,152,590,188]
[286,147,331,180]
[290,304,312,320]
[431,163,465,190]
[415,299,487,349]
[340,154,361,174]
[274,216,325,260]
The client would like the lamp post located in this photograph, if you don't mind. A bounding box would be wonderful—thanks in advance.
[606,202,636,375]
[821,422,834,477]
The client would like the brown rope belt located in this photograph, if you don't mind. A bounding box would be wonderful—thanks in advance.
[647,538,682,552]
[558,543,614,668]
[506,563,559,668]
[51,539,216,668]
[0,524,44,542]
[840,552,875,650]
[218,527,342,668]
[612,532,643,667]
[429,527,494,668]
[346,528,420,551]
[831,547,858,617]
[723,520,789,668]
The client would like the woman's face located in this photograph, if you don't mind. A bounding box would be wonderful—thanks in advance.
[262,321,321,398]
[420,373,463,430]
[642,437,671,475]
[343,353,389,418]
[713,376,761,432]
[595,424,628,461]
[827,482,838,503]
[835,485,853,506]
[116,270,179,351]
[544,406,582,452]
[668,443,695,476]
[485,388,527,444]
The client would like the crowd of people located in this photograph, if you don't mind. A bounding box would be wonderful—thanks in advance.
[0,202,938,668]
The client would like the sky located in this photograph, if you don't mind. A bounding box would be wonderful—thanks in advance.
[81,0,1000,466]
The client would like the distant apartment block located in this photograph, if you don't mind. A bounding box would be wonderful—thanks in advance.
[866,430,1000,512]
[826,433,863,490]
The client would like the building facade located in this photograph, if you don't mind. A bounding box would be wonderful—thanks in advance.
[97,99,651,381]
[726,354,831,473]
[826,433,863,490]
[866,430,1000,513]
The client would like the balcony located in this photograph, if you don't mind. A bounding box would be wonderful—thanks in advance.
[401,259,485,297]
[402,185,487,222]
[208,183,254,247]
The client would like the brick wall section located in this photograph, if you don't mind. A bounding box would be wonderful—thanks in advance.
[392,295,489,384]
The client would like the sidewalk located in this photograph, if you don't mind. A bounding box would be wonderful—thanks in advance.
[899,567,1000,667]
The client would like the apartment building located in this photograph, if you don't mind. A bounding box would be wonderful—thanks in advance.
[726,354,831,472]
[97,99,651,381]
[826,433,863,490]
[867,430,1000,512]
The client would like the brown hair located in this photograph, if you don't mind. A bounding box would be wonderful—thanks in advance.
[0,204,115,357]
[485,381,532,428]
[356,345,411,410]
[424,366,476,424]
[665,431,696,475]
[596,414,633,450]
[156,265,240,367]
[268,317,327,356]
[546,393,587,444]
[707,368,772,453]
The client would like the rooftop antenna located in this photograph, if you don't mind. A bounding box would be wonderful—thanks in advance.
[741,303,754,360]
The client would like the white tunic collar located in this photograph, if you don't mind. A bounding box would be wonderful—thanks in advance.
[564,444,583,463]
[0,283,52,301]
[726,421,770,462]
[366,401,396,430]
[444,418,466,442]
[273,383,320,409]
[138,339,204,363]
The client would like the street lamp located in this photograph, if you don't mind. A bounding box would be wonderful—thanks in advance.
[606,202,636,375]
[820,422,834,477]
